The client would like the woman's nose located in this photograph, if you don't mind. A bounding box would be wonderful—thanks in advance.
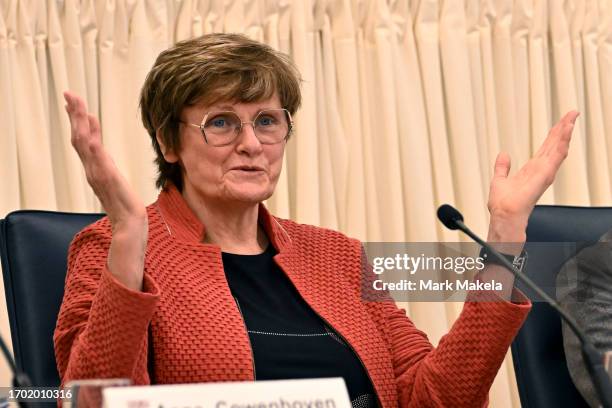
[235,122,263,153]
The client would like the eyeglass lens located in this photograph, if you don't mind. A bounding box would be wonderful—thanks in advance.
[202,109,290,146]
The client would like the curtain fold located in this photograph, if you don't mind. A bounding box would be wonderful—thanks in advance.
[5,0,57,210]
[600,0,612,189]
[581,0,612,204]
[440,0,488,237]
[2,1,611,405]
[330,0,368,240]
[0,1,21,216]
[529,0,555,204]
[550,0,590,204]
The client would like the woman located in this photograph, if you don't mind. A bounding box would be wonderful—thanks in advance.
[55,33,579,407]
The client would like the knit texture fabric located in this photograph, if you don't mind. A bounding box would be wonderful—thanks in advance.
[54,185,531,407]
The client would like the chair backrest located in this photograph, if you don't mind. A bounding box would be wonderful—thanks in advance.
[512,205,612,408]
[0,210,104,386]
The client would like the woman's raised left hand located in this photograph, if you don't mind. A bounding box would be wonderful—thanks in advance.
[486,110,580,245]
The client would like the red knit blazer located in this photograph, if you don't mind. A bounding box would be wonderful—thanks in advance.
[54,185,531,407]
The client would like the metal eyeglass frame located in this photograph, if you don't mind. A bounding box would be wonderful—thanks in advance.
[181,108,294,147]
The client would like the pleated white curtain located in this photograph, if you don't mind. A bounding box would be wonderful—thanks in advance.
[2,0,612,406]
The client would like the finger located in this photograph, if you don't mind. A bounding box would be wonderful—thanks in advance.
[538,119,577,183]
[493,152,511,179]
[547,111,579,153]
[557,110,579,125]
[552,121,575,161]
[63,91,73,104]
[64,92,82,128]
[548,112,578,159]
[87,115,102,154]
[88,114,101,137]
[554,111,579,145]
[535,110,579,157]
[535,123,560,157]
[63,92,75,124]
[71,96,91,141]
[63,91,78,115]
[566,110,580,125]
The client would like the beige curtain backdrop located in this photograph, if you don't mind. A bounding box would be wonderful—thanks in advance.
[1,0,612,406]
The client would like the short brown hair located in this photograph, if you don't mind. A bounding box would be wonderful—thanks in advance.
[139,33,302,190]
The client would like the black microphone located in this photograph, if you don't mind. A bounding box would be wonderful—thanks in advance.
[436,204,464,230]
[437,204,612,408]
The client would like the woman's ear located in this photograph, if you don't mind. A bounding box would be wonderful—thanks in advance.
[156,129,179,163]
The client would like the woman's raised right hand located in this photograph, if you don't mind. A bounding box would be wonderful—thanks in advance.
[64,91,147,291]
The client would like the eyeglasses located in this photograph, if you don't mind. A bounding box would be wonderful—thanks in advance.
[181,108,294,147]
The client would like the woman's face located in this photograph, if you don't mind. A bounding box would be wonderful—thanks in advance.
[161,93,287,206]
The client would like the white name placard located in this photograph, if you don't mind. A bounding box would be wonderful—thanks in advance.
[103,377,352,408]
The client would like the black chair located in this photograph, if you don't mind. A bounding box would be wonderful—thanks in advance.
[512,205,612,408]
[0,210,103,387]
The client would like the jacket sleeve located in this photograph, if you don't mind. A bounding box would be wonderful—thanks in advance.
[360,244,531,407]
[53,222,160,387]
[377,289,530,407]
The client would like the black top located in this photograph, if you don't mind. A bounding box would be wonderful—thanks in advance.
[222,245,377,408]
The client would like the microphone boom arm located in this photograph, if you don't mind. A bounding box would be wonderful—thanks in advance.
[438,207,612,408]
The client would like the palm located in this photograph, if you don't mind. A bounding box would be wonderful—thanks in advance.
[487,111,579,225]
[63,91,146,228]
